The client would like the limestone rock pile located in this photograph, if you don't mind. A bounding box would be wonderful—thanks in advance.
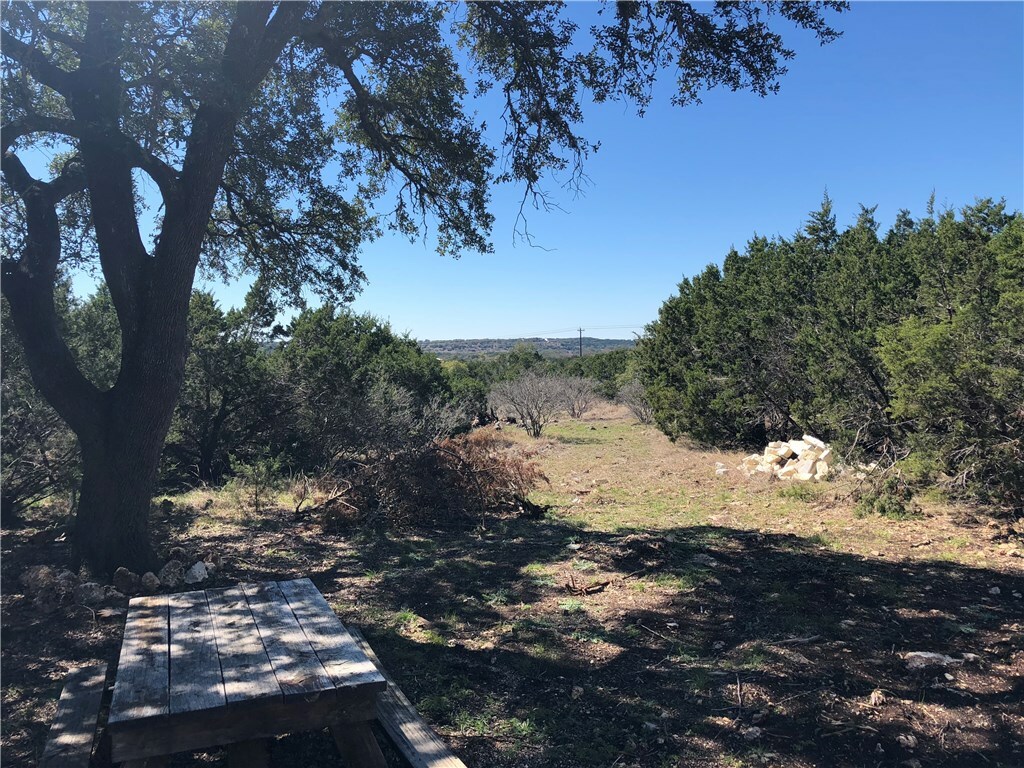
[740,434,834,481]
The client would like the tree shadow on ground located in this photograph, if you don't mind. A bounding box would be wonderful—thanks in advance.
[305,518,1023,768]
[2,511,1021,767]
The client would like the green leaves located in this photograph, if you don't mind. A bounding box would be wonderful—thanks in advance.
[639,198,1023,508]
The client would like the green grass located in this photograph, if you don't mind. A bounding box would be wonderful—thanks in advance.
[558,598,586,614]
[777,484,822,502]
[483,589,510,606]
[394,608,418,627]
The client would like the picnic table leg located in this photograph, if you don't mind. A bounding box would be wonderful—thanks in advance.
[330,720,388,768]
[228,738,271,767]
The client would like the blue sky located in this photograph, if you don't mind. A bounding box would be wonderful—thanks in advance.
[49,2,1021,341]
[333,1,1023,340]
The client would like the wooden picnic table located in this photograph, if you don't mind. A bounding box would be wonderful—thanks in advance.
[107,577,388,767]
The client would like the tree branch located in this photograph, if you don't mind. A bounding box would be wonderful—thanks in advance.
[1,150,101,434]
[0,27,75,95]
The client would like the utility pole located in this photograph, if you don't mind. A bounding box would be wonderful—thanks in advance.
[578,327,584,358]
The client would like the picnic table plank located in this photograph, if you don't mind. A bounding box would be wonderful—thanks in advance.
[206,587,281,705]
[109,595,170,725]
[243,581,335,698]
[349,627,467,768]
[168,589,226,715]
[40,663,108,768]
[278,578,386,694]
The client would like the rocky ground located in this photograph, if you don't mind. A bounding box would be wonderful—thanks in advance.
[2,405,1022,767]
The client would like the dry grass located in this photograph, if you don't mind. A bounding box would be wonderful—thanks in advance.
[2,405,1021,768]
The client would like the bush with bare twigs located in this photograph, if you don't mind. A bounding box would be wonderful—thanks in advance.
[489,372,565,437]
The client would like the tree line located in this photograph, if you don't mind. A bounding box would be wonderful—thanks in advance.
[1,288,645,525]
[636,196,1023,508]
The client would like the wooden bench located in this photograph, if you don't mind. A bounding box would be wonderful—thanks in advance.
[40,663,108,768]
[349,628,468,768]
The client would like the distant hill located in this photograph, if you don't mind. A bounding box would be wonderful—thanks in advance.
[419,337,635,359]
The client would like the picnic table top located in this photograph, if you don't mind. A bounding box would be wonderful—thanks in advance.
[108,577,386,729]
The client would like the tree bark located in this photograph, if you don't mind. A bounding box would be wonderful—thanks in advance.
[73,385,178,574]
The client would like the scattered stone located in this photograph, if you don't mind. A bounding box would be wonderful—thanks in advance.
[741,726,763,741]
[1013,591,1022,599]
[168,546,187,562]
[902,760,922,768]
[904,651,962,670]
[73,582,105,606]
[571,685,583,700]
[642,721,658,732]
[203,554,221,574]
[988,586,1001,596]
[184,561,208,585]
[54,569,79,597]
[961,653,981,663]
[897,733,918,749]
[158,560,185,588]
[20,564,56,596]
[102,586,126,601]
[691,553,719,567]
[751,710,766,724]
[113,567,141,595]
[868,689,887,706]
[140,571,160,594]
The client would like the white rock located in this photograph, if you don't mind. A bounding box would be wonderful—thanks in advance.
[777,463,800,479]
[741,726,763,741]
[803,434,827,450]
[788,440,810,455]
[988,586,1001,595]
[818,447,833,464]
[815,461,830,479]
[184,561,209,584]
[904,651,962,669]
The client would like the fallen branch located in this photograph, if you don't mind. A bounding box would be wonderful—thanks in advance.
[769,635,822,646]
[565,574,610,595]
[638,623,674,643]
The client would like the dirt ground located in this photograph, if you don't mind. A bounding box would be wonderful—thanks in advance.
[3,405,1022,767]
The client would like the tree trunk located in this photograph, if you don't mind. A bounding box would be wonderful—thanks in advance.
[73,383,179,575]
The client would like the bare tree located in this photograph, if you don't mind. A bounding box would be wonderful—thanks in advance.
[559,376,599,419]
[617,378,655,424]
[490,373,565,438]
